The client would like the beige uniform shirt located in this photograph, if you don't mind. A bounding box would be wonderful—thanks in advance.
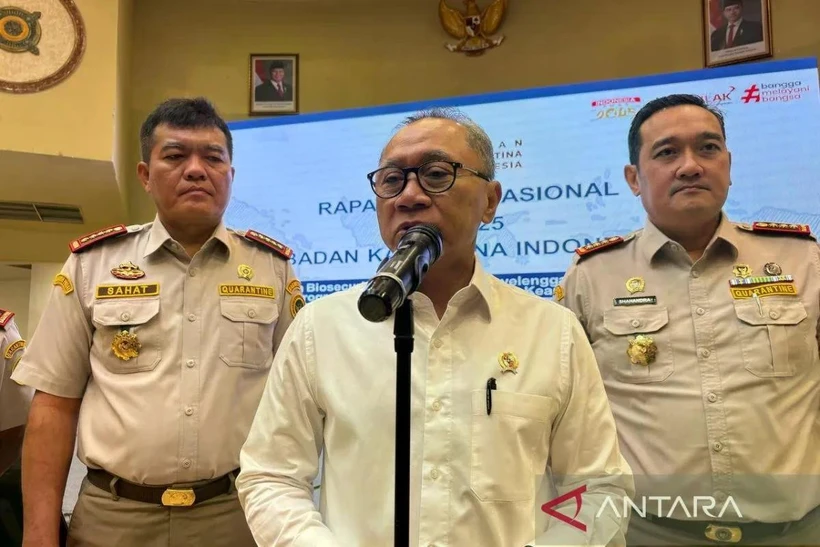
[0,312,31,431]
[12,218,304,485]
[237,260,634,547]
[557,215,820,523]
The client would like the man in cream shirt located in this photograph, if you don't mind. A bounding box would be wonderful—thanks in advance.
[237,108,634,546]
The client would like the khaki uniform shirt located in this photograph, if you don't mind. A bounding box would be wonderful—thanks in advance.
[12,218,304,485]
[0,313,31,431]
[237,260,634,547]
[557,215,820,522]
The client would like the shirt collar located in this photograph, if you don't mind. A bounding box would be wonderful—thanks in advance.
[142,215,232,258]
[638,213,737,263]
[467,258,494,321]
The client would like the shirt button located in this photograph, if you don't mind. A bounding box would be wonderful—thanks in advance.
[182,459,192,468]
[670,244,680,251]
[712,441,723,452]
[247,309,257,319]
[185,407,194,416]
[769,310,780,320]
[707,392,718,403]
[630,319,641,328]
[699,348,711,358]
[187,313,196,322]
[433,339,443,349]
[430,468,440,480]
[120,312,131,322]
[696,307,706,315]
[431,400,442,411]
[189,268,197,277]
[691,270,700,278]
[186,359,195,368]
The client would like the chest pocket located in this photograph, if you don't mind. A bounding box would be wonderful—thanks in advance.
[734,300,810,378]
[602,307,674,384]
[92,299,161,374]
[219,299,279,369]
[470,389,555,502]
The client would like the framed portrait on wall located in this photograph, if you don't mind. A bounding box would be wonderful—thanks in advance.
[703,0,772,68]
[249,53,299,115]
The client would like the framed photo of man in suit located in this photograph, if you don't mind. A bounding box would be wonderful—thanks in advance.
[703,0,772,67]
[249,53,299,115]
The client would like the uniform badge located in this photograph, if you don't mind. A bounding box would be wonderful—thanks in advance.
[498,351,519,374]
[4,339,24,360]
[286,279,302,295]
[237,264,254,281]
[625,277,645,295]
[290,294,306,318]
[53,273,74,295]
[112,330,141,361]
[763,262,782,276]
[626,335,657,366]
[732,264,752,279]
[111,262,145,280]
[553,285,564,302]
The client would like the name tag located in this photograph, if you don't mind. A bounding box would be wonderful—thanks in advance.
[4,339,25,359]
[730,283,797,299]
[218,284,276,299]
[95,283,160,299]
[614,296,657,307]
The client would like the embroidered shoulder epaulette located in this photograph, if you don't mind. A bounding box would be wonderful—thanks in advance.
[241,229,294,259]
[69,224,143,253]
[575,233,635,260]
[0,309,13,329]
[736,222,815,240]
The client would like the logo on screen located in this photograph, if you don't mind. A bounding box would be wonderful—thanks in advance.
[741,81,809,104]
[591,96,641,120]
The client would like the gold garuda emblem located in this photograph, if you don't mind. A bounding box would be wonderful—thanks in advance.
[498,351,519,374]
[112,330,141,361]
[0,6,42,55]
[438,0,507,56]
[626,335,657,366]
[111,262,145,280]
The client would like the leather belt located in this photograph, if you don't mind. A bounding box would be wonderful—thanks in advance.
[644,510,811,544]
[86,468,237,507]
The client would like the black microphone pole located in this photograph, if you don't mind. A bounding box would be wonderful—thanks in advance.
[393,297,413,547]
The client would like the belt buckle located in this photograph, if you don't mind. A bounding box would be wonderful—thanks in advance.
[704,524,742,543]
[161,488,196,507]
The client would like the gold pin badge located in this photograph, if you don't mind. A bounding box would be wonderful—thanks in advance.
[112,330,141,361]
[763,262,782,276]
[111,262,145,280]
[498,351,519,374]
[626,277,645,295]
[554,285,565,302]
[732,264,752,278]
[237,264,254,281]
[626,335,657,366]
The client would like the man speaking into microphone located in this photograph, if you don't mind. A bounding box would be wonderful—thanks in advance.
[236,108,634,546]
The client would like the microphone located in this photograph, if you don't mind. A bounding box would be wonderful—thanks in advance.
[358,224,443,322]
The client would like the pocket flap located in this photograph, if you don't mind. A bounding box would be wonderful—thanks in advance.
[604,307,669,335]
[471,389,556,422]
[734,300,807,326]
[220,299,279,324]
[93,299,159,327]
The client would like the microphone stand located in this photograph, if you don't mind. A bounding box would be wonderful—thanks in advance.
[393,297,413,547]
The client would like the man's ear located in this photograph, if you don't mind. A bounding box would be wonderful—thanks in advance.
[137,162,151,193]
[481,180,502,224]
[624,164,640,196]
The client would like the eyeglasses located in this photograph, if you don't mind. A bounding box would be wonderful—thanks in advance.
[367,160,490,199]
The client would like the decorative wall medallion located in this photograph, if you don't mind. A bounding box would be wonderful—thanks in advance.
[0,0,86,93]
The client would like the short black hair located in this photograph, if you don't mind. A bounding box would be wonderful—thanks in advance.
[723,0,743,8]
[269,61,285,73]
[627,93,726,166]
[139,97,232,163]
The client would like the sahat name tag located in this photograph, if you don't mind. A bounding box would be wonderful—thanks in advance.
[96,283,159,299]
